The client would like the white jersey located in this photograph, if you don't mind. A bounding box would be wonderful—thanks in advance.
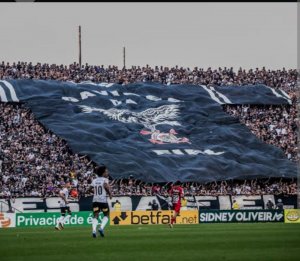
[59,187,69,208]
[92,177,109,203]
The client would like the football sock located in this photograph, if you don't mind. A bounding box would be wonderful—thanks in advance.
[171,217,176,225]
[92,218,98,233]
[57,216,64,226]
[100,216,109,230]
[62,214,70,225]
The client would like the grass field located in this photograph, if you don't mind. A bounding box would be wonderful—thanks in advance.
[1,224,300,261]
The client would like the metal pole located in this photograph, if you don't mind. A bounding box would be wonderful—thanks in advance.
[123,46,126,69]
[79,26,82,67]
[297,2,300,209]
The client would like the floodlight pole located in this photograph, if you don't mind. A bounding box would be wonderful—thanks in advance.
[123,46,126,70]
[79,26,82,67]
[297,3,300,209]
[297,79,300,209]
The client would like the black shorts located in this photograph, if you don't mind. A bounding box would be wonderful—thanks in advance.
[92,202,110,216]
[60,206,71,216]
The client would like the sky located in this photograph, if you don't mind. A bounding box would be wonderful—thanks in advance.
[0,2,297,70]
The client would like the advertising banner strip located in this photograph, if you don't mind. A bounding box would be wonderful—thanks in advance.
[199,210,284,223]
[8,195,298,213]
[284,209,300,223]
[0,213,16,228]
[110,210,199,225]
[15,211,105,227]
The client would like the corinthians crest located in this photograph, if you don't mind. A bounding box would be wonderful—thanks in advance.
[79,104,191,144]
[140,129,190,144]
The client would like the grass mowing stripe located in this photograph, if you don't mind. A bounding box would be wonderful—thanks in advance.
[1,223,300,261]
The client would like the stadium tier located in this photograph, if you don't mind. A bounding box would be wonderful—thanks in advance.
[0,63,298,208]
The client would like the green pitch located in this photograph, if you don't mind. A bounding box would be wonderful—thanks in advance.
[1,224,300,261]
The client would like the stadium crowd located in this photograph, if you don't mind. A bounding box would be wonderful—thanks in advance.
[107,178,298,197]
[223,104,298,161]
[0,61,297,92]
[0,62,298,199]
[0,103,95,199]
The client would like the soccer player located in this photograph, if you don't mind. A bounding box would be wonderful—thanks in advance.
[91,165,112,238]
[55,181,72,230]
[168,181,184,228]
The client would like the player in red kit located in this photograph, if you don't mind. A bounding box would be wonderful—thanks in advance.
[168,181,184,228]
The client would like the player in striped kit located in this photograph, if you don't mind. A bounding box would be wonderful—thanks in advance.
[91,165,112,238]
[55,182,72,230]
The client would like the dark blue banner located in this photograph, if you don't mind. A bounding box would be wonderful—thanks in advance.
[0,80,296,182]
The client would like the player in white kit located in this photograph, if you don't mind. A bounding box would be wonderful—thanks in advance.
[91,165,112,238]
[55,181,72,230]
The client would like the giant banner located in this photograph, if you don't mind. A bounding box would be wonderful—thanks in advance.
[0,80,296,182]
[199,210,284,223]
